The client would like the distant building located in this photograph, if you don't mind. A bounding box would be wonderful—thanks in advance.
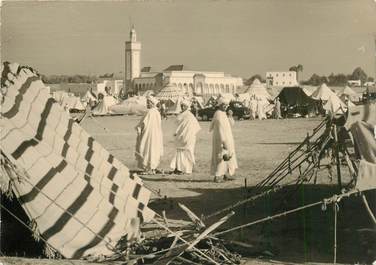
[123,27,243,96]
[364,81,375,87]
[266,71,298,88]
[125,25,141,92]
[348,80,361,87]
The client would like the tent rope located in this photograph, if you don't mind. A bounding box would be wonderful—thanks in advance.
[213,190,357,237]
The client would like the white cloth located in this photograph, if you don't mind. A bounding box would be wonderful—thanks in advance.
[135,107,163,170]
[257,99,267,120]
[209,110,238,177]
[250,99,257,119]
[170,110,201,173]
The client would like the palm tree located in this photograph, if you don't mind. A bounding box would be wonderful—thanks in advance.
[289,64,303,84]
[296,64,303,84]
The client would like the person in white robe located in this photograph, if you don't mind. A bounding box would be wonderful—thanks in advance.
[210,97,238,182]
[249,96,257,120]
[135,96,163,174]
[170,99,201,174]
[256,98,267,120]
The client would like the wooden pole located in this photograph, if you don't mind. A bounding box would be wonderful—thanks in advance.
[333,203,338,265]
[361,194,376,226]
[333,125,342,190]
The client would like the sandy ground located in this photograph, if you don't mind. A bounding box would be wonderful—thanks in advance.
[2,115,375,264]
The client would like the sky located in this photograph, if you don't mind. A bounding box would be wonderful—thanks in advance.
[1,0,376,80]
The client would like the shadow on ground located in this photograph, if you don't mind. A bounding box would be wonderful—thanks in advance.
[1,184,375,264]
[149,184,376,264]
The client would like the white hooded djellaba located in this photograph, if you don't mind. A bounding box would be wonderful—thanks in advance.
[170,100,201,174]
[209,98,238,177]
[135,96,163,171]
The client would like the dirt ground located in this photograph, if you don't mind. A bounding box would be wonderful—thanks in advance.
[2,115,375,264]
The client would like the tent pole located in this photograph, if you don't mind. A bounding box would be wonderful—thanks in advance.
[361,194,376,226]
[333,124,342,190]
[333,203,338,265]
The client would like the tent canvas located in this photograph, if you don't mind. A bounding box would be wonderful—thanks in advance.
[277,87,318,106]
[156,84,184,102]
[83,90,97,103]
[142,90,155,97]
[339,86,360,102]
[1,63,155,259]
[323,94,347,115]
[311,83,337,101]
[167,96,183,114]
[245,79,272,101]
[61,95,86,111]
[92,95,118,115]
[110,96,147,115]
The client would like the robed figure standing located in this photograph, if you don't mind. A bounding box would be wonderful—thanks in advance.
[170,99,201,174]
[135,96,163,174]
[210,97,238,182]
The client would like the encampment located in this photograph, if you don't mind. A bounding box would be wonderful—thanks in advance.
[277,86,318,117]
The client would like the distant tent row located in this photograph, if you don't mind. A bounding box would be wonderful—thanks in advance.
[276,83,357,117]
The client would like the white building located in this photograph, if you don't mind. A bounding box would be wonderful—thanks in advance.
[347,80,361,87]
[266,71,298,88]
[125,26,141,91]
[123,27,243,96]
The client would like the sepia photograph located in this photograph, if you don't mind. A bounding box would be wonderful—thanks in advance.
[1,0,376,264]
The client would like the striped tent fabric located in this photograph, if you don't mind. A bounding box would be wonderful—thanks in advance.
[156,83,184,102]
[0,63,155,259]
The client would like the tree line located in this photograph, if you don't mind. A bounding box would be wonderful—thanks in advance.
[302,67,374,86]
[40,72,118,84]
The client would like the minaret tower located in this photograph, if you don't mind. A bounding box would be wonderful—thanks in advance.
[124,25,141,94]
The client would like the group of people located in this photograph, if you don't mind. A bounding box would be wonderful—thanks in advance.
[135,95,238,182]
[243,96,282,120]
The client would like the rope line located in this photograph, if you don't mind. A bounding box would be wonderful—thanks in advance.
[214,190,358,237]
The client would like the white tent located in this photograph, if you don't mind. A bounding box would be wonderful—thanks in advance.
[110,96,147,115]
[302,86,316,96]
[61,95,86,111]
[167,96,183,114]
[323,94,347,115]
[142,90,155,97]
[52,90,69,103]
[156,84,184,102]
[83,90,97,103]
[339,86,359,102]
[92,95,118,115]
[246,79,272,101]
[311,83,337,101]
